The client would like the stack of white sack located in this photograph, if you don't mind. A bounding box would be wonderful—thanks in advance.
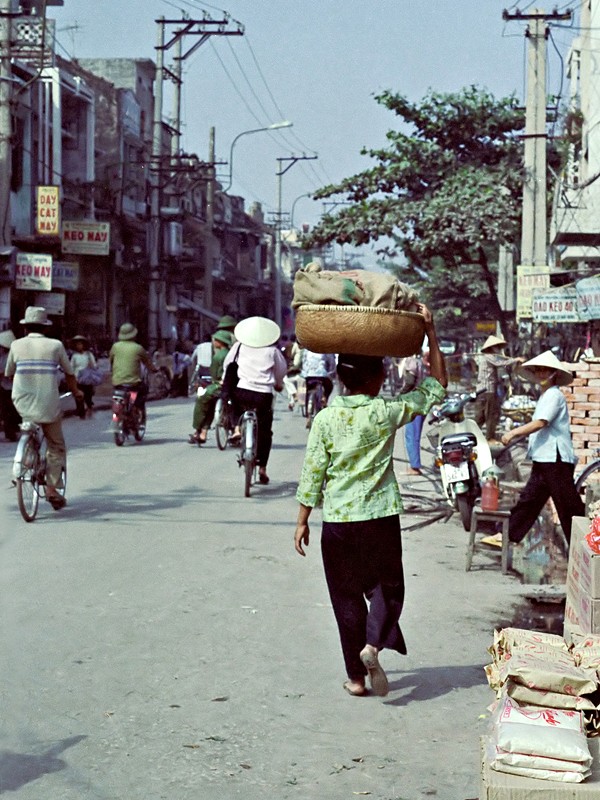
[485,627,598,712]
[487,695,593,782]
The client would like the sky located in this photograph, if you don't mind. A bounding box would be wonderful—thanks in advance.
[50,0,580,265]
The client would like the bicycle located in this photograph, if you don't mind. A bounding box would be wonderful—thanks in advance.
[214,395,236,450]
[112,385,146,446]
[12,422,67,522]
[575,448,600,504]
[305,377,328,430]
[237,409,258,497]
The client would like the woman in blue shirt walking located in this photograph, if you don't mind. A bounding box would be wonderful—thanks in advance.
[500,350,584,546]
[294,305,448,698]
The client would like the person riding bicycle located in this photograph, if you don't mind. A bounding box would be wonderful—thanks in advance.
[109,322,156,416]
[188,329,233,445]
[300,348,336,416]
[5,306,83,510]
[222,316,287,485]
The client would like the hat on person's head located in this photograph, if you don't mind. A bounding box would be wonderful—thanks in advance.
[118,322,138,341]
[71,334,89,345]
[481,334,507,352]
[518,350,574,387]
[212,330,233,347]
[0,329,15,348]
[20,306,51,326]
[216,315,237,332]
[234,316,280,348]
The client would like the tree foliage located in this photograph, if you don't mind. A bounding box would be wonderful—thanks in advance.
[305,86,527,338]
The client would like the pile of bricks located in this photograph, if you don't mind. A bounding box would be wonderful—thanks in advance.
[563,358,600,468]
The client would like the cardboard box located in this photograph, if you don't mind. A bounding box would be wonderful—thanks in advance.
[480,736,600,798]
[564,517,600,640]
[571,517,600,598]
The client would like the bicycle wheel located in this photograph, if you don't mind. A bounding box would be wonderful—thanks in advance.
[134,407,146,441]
[215,398,229,450]
[242,413,257,498]
[16,438,40,522]
[114,424,125,446]
[575,459,600,504]
[306,392,315,429]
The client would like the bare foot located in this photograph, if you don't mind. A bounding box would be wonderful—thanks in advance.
[343,679,366,696]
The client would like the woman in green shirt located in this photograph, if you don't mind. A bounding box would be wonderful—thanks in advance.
[294,305,447,697]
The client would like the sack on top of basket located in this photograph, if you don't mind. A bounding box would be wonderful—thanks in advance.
[291,262,419,312]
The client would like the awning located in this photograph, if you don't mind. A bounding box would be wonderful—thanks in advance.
[177,296,220,322]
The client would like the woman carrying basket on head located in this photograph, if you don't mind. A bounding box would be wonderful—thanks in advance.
[294,304,448,697]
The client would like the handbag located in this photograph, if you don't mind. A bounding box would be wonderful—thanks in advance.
[78,365,104,386]
[221,343,240,399]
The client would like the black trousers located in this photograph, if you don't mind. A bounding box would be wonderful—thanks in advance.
[232,387,274,468]
[509,458,585,545]
[321,515,407,681]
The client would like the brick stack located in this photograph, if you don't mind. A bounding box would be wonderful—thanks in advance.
[562,358,600,469]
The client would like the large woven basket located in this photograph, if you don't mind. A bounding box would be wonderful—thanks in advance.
[295,304,426,358]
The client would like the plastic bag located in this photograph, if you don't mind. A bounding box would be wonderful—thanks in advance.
[585,516,600,554]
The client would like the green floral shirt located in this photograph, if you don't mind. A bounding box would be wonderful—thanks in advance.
[296,377,446,522]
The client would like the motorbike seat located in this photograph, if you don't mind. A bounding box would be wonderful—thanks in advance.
[441,432,478,448]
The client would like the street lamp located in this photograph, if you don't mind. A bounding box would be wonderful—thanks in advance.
[222,120,292,193]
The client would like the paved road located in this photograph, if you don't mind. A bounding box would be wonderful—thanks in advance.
[0,395,524,799]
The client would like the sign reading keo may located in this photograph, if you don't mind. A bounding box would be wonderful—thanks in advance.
[62,221,110,256]
[36,186,60,235]
[15,253,53,291]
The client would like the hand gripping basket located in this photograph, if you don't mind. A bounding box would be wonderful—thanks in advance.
[295,304,426,358]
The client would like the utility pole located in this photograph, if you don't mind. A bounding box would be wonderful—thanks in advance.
[148,14,243,349]
[0,0,12,249]
[503,6,572,319]
[205,126,215,311]
[275,155,317,329]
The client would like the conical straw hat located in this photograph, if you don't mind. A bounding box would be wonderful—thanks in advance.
[518,350,573,387]
[234,316,280,348]
[481,334,507,352]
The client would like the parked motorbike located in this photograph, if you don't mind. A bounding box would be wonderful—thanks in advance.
[112,385,146,446]
[428,391,493,531]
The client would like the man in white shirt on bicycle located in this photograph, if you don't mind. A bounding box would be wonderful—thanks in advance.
[5,306,82,510]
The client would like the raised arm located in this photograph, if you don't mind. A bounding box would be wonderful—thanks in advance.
[417,303,448,388]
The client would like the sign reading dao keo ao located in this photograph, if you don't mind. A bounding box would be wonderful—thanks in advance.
[62,221,110,256]
[15,253,53,290]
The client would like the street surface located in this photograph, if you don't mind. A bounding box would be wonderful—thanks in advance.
[0,395,524,799]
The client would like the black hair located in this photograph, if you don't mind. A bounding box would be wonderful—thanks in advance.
[337,353,384,392]
[24,323,48,334]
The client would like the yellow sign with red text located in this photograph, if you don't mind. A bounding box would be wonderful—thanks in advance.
[36,186,60,236]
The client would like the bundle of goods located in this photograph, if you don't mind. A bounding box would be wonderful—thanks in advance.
[486,695,593,782]
[293,262,425,358]
[483,627,600,783]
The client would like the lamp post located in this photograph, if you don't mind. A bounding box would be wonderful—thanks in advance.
[275,154,318,329]
[222,120,292,193]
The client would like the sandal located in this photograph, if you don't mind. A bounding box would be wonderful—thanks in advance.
[47,494,66,510]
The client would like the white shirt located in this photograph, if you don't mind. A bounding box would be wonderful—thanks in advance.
[222,342,287,394]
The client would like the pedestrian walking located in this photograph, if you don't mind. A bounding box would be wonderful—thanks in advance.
[0,329,21,440]
[399,349,430,475]
[496,350,585,548]
[474,334,522,445]
[294,304,448,697]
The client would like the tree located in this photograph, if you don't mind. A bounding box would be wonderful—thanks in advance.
[305,86,527,339]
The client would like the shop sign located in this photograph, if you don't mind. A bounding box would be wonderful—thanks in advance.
[516,265,551,319]
[15,253,52,290]
[62,221,110,256]
[473,320,497,334]
[36,185,60,235]
[34,291,65,316]
[575,275,600,321]
[532,285,580,322]
[52,261,79,291]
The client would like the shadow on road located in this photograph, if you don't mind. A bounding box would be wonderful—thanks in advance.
[0,735,86,793]
[384,663,485,706]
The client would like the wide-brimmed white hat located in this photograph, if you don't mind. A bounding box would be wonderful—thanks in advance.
[481,334,507,352]
[518,350,574,387]
[234,316,280,348]
[0,329,15,348]
[20,306,51,326]
[118,322,138,341]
